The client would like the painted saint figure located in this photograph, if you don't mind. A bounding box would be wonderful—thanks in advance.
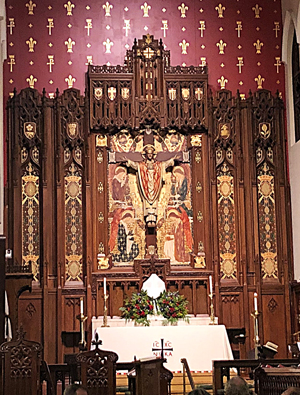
[109,209,139,263]
[111,166,128,203]
[163,208,193,264]
[170,165,192,217]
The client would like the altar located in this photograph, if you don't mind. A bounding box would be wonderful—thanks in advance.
[92,316,233,372]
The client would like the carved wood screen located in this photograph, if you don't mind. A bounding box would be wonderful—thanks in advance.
[5,35,293,363]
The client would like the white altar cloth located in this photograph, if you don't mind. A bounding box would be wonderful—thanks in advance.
[92,314,216,327]
[92,318,233,372]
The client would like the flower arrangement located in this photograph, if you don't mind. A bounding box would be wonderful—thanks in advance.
[119,290,155,326]
[156,291,189,325]
[120,290,189,326]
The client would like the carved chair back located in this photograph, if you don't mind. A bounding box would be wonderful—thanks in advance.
[0,326,42,395]
[76,335,118,395]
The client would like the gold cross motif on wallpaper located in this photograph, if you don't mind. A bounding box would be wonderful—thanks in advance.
[47,18,54,35]
[161,21,168,38]
[123,20,130,37]
[7,18,15,35]
[236,21,242,38]
[198,21,205,38]
[273,22,280,38]
[85,19,93,36]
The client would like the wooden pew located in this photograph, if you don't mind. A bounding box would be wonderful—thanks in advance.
[254,366,300,395]
[213,359,300,395]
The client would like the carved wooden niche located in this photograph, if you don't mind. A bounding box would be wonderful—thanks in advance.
[87,35,209,271]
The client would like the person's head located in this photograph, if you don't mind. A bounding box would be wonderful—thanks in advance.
[143,145,156,160]
[167,210,181,228]
[121,210,135,229]
[118,133,128,147]
[169,133,180,147]
[173,166,185,183]
[114,166,127,183]
[225,376,250,395]
[282,387,300,395]
[63,384,88,395]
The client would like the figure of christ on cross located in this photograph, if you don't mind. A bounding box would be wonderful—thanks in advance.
[132,145,183,225]
[115,145,182,228]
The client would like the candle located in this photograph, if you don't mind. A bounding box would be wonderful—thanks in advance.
[80,297,84,315]
[209,275,213,294]
[57,381,62,395]
[254,292,258,312]
[104,277,107,296]
[42,381,47,395]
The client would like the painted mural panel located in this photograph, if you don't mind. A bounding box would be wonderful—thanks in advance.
[108,130,193,266]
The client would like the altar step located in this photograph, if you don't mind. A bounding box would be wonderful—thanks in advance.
[116,371,213,395]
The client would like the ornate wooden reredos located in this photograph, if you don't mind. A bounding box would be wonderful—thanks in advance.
[6,34,293,362]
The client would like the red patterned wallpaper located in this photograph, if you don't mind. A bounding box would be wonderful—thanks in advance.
[4,0,283,99]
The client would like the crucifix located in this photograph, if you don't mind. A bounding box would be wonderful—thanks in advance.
[123,20,130,37]
[110,129,188,252]
[274,57,281,74]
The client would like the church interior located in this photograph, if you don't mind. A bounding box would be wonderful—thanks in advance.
[1,0,300,394]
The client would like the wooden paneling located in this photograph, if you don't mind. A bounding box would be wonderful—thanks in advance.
[221,294,243,328]
[262,294,288,358]
[4,35,294,363]
[18,296,42,344]
[195,283,208,314]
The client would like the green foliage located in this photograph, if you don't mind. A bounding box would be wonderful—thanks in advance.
[119,290,155,326]
[156,291,189,325]
[120,290,189,326]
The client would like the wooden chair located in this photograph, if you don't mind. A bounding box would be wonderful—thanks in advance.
[0,326,43,395]
[76,334,118,395]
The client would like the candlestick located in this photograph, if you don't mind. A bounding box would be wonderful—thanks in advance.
[102,294,110,327]
[209,293,217,325]
[208,281,217,325]
[251,294,260,359]
[209,275,213,294]
[104,277,107,296]
[254,292,258,313]
[76,311,87,351]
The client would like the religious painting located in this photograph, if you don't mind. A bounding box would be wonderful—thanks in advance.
[156,161,193,265]
[108,130,193,266]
